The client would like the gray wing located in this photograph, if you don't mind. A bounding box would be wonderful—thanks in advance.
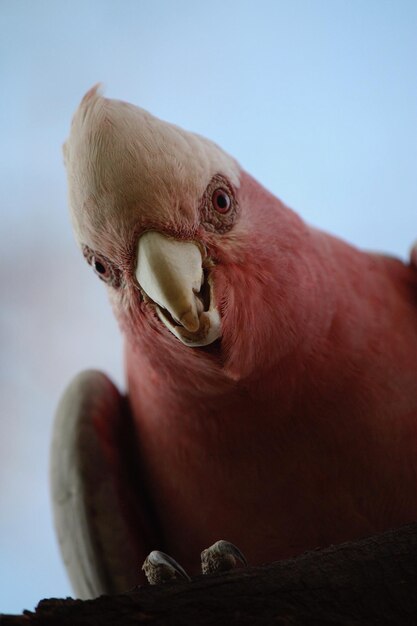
[51,370,160,599]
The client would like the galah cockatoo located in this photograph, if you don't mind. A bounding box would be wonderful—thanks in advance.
[52,85,417,599]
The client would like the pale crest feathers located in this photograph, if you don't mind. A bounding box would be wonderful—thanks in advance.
[64,85,240,250]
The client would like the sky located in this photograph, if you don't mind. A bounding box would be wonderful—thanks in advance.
[0,0,416,615]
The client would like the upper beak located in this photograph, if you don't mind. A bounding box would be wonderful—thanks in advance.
[135,231,221,347]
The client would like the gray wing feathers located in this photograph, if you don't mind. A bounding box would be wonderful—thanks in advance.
[51,370,141,599]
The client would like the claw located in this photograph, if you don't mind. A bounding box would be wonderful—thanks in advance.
[201,540,248,574]
[142,550,191,585]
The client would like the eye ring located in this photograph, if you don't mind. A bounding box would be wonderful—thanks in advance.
[199,174,239,234]
[82,245,121,288]
[212,188,231,214]
[92,255,110,279]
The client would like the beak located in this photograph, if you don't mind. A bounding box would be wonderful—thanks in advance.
[135,231,221,347]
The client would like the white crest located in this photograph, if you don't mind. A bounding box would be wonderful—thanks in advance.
[64,85,241,250]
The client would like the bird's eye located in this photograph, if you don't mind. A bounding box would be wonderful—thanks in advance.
[212,189,231,214]
[200,175,238,233]
[92,255,112,282]
[82,245,122,288]
[93,259,107,275]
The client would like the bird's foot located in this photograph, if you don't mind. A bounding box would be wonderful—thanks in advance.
[142,540,247,584]
[142,550,191,585]
[201,539,247,574]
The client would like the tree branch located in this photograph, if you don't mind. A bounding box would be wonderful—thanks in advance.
[3,523,417,625]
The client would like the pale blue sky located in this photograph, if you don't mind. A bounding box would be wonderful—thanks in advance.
[1,0,416,614]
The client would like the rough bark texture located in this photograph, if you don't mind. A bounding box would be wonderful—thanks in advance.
[2,523,417,625]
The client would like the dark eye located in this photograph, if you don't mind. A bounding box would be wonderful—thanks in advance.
[92,256,110,281]
[212,188,231,214]
[82,245,121,288]
[94,260,106,274]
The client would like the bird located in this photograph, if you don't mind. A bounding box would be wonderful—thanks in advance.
[51,84,417,599]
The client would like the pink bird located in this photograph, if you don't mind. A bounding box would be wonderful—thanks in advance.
[52,85,417,598]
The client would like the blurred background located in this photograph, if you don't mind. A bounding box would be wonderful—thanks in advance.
[1,0,416,614]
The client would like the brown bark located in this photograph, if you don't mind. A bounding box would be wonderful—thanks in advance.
[2,523,417,625]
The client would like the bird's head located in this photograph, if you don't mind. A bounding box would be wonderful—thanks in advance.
[64,86,319,384]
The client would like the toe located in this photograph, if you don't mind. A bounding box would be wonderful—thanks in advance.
[201,540,247,574]
[142,550,191,585]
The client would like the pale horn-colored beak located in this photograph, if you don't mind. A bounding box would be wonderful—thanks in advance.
[135,231,221,347]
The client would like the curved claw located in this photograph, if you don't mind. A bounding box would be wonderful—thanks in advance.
[142,550,191,585]
[201,540,248,574]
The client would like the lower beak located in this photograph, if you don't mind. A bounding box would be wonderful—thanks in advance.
[135,231,221,347]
